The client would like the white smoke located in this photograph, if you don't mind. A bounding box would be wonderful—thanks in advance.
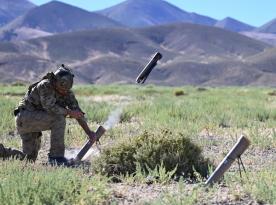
[65,106,125,160]
[81,106,124,160]
[65,148,80,159]
[65,147,100,160]
[82,147,100,160]
[103,106,123,130]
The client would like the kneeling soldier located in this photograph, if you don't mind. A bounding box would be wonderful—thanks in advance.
[0,64,96,166]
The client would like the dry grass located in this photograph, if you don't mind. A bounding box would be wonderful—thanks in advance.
[0,84,275,204]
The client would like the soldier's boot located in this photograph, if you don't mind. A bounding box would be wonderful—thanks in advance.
[48,155,74,167]
[0,143,26,160]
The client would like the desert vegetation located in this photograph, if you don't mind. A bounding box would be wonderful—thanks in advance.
[0,84,275,204]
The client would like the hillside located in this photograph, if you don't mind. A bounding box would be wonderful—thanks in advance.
[98,0,216,27]
[255,18,276,34]
[215,17,255,32]
[0,0,35,26]
[241,31,276,46]
[136,23,267,57]
[246,47,276,71]
[0,23,273,85]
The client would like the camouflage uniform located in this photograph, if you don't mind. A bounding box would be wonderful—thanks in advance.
[12,74,82,161]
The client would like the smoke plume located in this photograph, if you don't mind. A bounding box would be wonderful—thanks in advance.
[65,106,125,160]
[103,106,123,130]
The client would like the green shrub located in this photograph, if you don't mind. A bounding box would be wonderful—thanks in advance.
[197,87,208,92]
[174,90,185,96]
[119,110,133,123]
[267,90,276,96]
[256,111,270,122]
[218,114,230,128]
[93,129,212,179]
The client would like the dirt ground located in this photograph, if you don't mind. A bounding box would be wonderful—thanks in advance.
[107,183,259,205]
[31,132,271,204]
[6,119,274,204]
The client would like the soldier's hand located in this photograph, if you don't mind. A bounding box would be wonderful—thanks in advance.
[67,110,84,119]
[88,130,96,142]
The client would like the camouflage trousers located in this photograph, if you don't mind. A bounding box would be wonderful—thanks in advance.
[15,109,66,161]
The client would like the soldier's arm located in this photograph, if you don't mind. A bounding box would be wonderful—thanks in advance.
[76,118,96,140]
[38,81,68,115]
[67,91,96,139]
[67,91,84,112]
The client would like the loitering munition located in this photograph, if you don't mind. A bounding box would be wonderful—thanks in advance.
[205,135,250,185]
[136,52,162,84]
[74,126,106,161]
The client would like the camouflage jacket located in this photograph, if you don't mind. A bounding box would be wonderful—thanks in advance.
[18,79,82,115]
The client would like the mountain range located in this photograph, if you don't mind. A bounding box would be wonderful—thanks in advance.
[1,22,275,86]
[255,18,276,34]
[0,0,35,26]
[0,0,271,41]
[214,17,255,32]
[0,0,276,86]
[0,1,122,41]
[97,0,216,27]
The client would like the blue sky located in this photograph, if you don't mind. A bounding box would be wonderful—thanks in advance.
[30,0,276,27]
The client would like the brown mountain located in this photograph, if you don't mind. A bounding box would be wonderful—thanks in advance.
[255,18,276,34]
[98,0,216,27]
[136,23,266,57]
[0,1,122,41]
[0,23,273,86]
[215,17,255,32]
[0,0,35,26]
[241,31,276,46]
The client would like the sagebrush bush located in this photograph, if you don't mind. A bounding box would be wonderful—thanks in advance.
[256,110,270,122]
[93,129,212,179]
[267,90,276,96]
[197,87,208,92]
[174,90,185,96]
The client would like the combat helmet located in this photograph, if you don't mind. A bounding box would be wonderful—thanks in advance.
[54,64,74,91]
